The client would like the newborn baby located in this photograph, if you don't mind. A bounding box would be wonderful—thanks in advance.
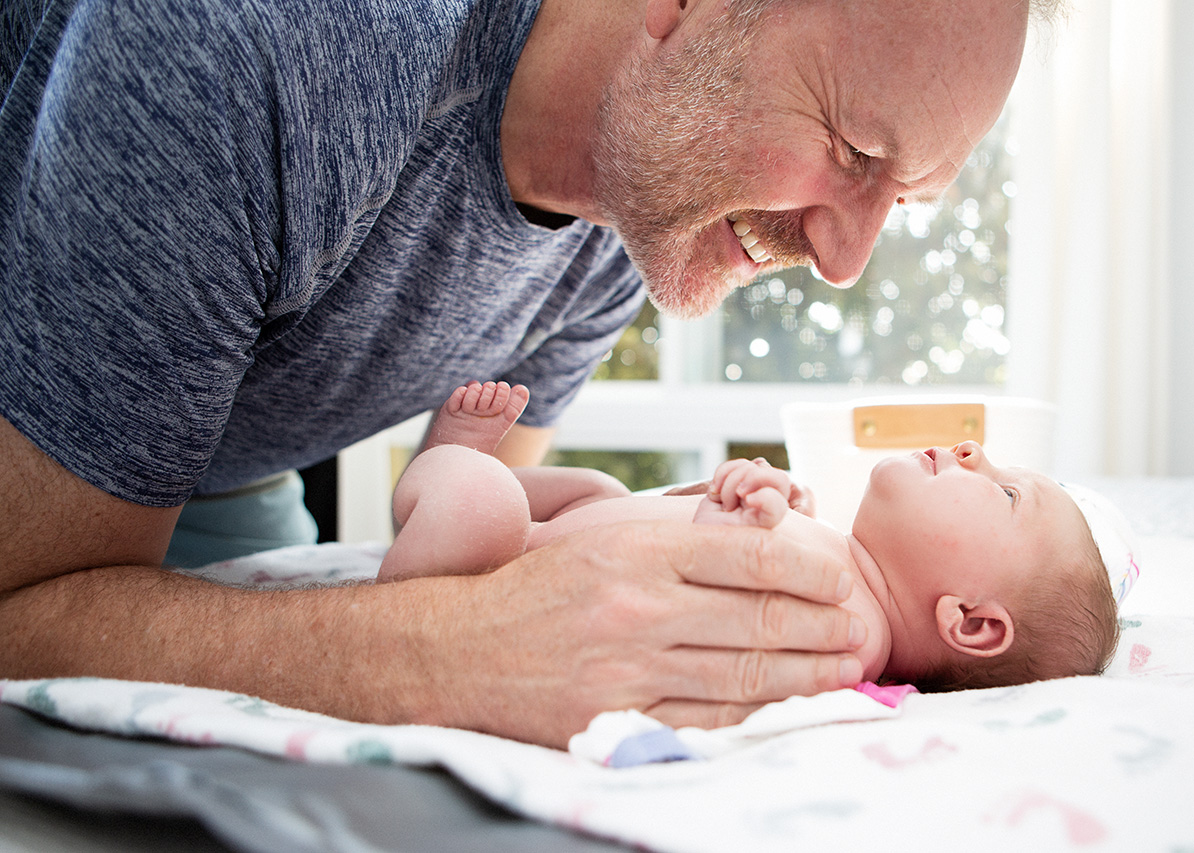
[380,381,1136,692]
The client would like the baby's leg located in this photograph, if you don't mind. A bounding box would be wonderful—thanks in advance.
[423,381,530,454]
[378,445,531,582]
[512,466,632,522]
[693,458,791,529]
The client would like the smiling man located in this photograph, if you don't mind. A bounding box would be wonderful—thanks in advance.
[1,0,1042,748]
[506,0,1033,316]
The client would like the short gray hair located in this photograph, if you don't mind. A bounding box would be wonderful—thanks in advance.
[1028,0,1069,26]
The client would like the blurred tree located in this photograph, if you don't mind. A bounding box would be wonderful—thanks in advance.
[543,449,686,492]
[721,114,1014,386]
[591,301,661,381]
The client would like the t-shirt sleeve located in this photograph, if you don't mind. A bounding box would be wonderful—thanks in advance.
[0,0,285,505]
[2,0,436,506]
[503,234,645,429]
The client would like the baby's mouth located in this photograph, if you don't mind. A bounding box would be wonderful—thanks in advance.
[728,215,773,264]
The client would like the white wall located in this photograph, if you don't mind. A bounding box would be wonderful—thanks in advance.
[1168,3,1194,475]
[1006,0,1187,478]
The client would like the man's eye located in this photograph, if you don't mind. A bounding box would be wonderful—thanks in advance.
[844,142,872,173]
[835,135,868,169]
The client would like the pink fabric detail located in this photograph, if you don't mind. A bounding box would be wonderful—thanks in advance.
[285,729,319,760]
[854,681,919,708]
[862,736,956,769]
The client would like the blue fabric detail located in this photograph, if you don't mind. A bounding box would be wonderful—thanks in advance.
[608,729,697,768]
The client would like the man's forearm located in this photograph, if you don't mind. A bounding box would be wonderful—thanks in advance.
[0,523,864,749]
[0,564,439,726]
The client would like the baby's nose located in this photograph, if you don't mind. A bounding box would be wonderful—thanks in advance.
[950,440,984,467]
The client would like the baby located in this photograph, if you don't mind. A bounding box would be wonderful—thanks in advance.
[379,381,1137,692]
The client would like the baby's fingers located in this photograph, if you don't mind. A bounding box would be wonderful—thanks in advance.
[708,459,757,509]
[743,487,789,529]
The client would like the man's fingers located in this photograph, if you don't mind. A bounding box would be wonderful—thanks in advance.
[661,480,712,497]
[643,646,864,728]
[645,698,768,732]
[661,582,866,653]
[655,646,863,704]
[672,522,854,604]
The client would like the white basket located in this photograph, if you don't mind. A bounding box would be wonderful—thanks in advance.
[781,396,1057,532]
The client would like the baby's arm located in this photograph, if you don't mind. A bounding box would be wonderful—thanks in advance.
[693,459,792,529]
[513,466,632,522]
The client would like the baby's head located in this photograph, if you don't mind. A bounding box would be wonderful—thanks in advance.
[851,441,1134,691]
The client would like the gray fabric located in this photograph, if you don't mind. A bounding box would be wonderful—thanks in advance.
[0,0,643,507]
[0,705,629,852]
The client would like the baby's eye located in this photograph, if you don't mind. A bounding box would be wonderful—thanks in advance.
[1003,487,1017,504]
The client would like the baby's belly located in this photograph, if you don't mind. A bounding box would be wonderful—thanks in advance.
[527,494,705,551]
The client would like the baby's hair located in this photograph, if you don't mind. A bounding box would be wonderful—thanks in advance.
[914,529,1120,692]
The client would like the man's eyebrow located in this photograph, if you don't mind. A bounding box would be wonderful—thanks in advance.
[858,123,949,205]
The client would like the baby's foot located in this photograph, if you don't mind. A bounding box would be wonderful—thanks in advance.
[423,381,530,455]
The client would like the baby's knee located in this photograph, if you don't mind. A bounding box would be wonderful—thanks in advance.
[394,445,523,521]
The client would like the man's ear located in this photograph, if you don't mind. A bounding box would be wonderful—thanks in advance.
[645,0,691,40]
[935,595,1014,658]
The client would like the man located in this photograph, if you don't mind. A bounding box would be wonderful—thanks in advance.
[0,0,1033,748]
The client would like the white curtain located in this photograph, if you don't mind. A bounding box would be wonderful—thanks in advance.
[1005,0,1191,477]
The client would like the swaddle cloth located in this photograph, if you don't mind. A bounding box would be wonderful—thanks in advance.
[1060,483,1141,606]
[569,683,918,767]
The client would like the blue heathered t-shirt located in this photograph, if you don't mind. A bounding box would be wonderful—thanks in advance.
[0,0,644,505]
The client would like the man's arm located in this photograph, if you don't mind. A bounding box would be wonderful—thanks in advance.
[1,415,864,748]
[494,422,554,467]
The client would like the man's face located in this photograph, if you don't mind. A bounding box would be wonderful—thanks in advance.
[590,0,1029,318]
[851,442,1088,606]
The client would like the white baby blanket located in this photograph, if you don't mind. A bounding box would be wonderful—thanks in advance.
[3,535,1193,852]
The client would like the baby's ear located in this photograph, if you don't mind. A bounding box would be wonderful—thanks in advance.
[934,595,1014,658]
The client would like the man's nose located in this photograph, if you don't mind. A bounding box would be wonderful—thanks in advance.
[805,188,901,289]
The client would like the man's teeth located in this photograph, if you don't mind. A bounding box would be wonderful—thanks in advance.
[729,217,773,263]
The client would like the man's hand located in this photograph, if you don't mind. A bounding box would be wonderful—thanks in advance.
[1,416,860,751]
[405,520,863,748]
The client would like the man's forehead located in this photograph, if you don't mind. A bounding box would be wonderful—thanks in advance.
[842,106,971,202]
[826,0,1025,170]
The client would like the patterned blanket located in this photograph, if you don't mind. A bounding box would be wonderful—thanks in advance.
[3,535,1192,852]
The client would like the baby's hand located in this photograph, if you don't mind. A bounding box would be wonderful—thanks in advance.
[787,480,816,518]
[694,458,791,529]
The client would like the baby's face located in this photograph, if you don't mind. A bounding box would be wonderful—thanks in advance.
[851,442,1089,603]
